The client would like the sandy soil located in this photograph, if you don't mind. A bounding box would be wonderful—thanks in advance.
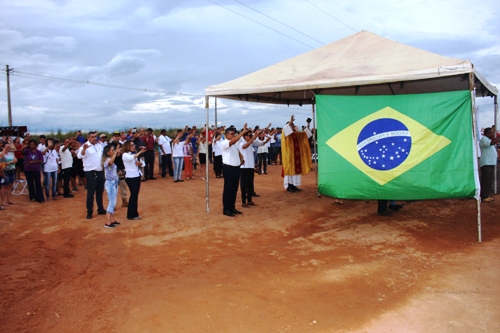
[1,162,499,333]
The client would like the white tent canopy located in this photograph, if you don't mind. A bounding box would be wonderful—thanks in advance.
[206,30,497,103]
[204,31,498,242]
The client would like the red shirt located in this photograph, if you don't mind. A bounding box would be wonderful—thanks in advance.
[142,134,155,151]
[14,143,24,159]
[202,129,214,142]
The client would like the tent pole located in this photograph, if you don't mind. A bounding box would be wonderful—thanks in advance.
[495,95,498,195]
[205,96,210,214]
[215,97,218,128]
[477,198,482,242]
[311,101,318,185]
[470,81,481,242]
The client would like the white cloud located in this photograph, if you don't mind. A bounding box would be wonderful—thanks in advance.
[0,0,498,131]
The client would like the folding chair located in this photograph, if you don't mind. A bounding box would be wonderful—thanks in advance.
[12,179,28,195]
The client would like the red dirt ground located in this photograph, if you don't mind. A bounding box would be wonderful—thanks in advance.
[1,162,499,333]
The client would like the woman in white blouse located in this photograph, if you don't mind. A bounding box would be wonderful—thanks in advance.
[122,141,146,220]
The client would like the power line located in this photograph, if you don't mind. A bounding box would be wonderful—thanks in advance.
[13,70,204,97]
[233,0,325,46]
[305,0,358,33]
[208,0,316,49]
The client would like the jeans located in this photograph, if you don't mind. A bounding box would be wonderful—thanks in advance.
[173,156,184,181]
[105,179,119,214]
[258,153,268,173]
[44,171,57,198]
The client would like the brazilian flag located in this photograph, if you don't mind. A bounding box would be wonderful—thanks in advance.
[317,91,478,200]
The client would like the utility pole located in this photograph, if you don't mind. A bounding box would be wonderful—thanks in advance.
[5,65,14,126]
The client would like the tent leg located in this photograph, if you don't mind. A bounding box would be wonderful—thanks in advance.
[215,97,218,128]
[312,102,318,185]
[495,95,498,194]
[470,84,482,242]
[477,198,482,242]
[205,96,210,214]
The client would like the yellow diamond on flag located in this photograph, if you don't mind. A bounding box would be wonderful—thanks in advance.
[326,106,451,185]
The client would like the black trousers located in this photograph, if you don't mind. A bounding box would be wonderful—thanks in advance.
[240,168,255,204]
[125,176,141,219]
[208,144,213,163]
[214,155,223,177]
[222,164,240,212]
[25,170,44,202]
[61,167,72,196]
[144,150,155,179]
[378,200,388,213]
[161,154,173,177]
[480,165,495,200]
[85,170,105,213]
[258,153,268,173]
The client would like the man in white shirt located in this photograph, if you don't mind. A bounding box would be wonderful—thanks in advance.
[479,127,500,202]
[157,129,173,178]
[98,133,108,148]
[37,135,46,153]
[238,129,268,208]
[77,131,106,219]
[221,125,248,217]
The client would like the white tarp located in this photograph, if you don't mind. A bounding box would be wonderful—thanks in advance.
[206,31,497,103]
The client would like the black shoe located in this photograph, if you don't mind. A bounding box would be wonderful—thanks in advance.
[141,179,147,182]
[150,177,157,180]
[292,185,302,192]
[287,186,297,192]
[111,221,120,226]
[252,193,260,197]
[378,210,392,216]
[86,212,92,219]
[388,204,403,211]
[97,210,107,215]
[223,210,235,217]
[232,209,242,214]
[178,180,184,182]
[63,194,74,198]
[104,223,116,228]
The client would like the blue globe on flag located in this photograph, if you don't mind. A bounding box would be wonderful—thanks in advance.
[357,118,412,171]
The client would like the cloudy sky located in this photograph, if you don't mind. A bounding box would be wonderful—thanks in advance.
[0,0,498,133]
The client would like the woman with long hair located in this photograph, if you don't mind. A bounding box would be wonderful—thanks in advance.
[122,140,146,220]
[23,139,45,203]
[101,144,120,228]
[0,143,18,206]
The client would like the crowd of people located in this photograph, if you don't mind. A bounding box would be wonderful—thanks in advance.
[2,119,498,222]
[0,121,305,226]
